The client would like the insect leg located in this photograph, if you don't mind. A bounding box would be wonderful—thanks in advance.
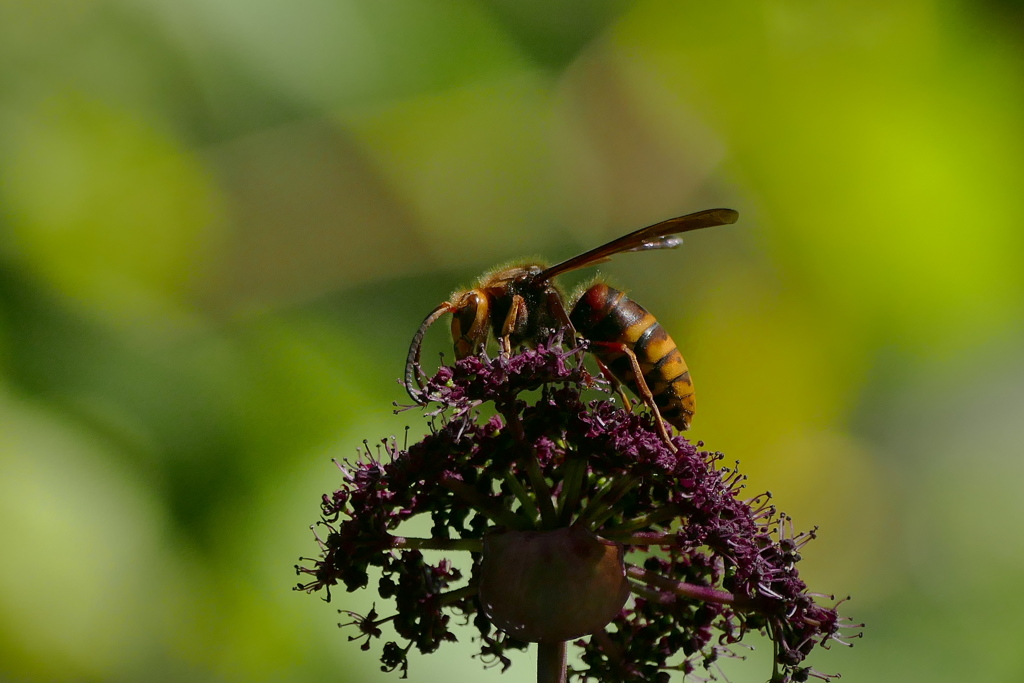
[543,288,578,348]
[590,340,677,452]
[499,294,527,356]
[592,355,634,412]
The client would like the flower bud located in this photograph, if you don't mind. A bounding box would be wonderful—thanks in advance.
[479,525,630,643]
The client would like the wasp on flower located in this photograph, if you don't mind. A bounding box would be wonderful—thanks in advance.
[296,338,860,682]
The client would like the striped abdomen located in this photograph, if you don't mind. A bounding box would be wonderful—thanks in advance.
[570,283,695,430]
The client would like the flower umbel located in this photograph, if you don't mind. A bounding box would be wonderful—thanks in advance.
[296,342,860,682]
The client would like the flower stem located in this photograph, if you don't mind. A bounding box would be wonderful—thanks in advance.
[557,455,588,525]
[577,474,640,530]
[504,470,540,527]
[440,474,531,530]
[391,536,483,552]
[438,584,479,606]
[601,505,683,535]
[626,564,738,606]
[536,641,567,683]
[523,451,558,528]
[602,531,676,545]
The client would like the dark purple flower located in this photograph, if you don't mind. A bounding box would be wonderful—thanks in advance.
[296,342,860,682]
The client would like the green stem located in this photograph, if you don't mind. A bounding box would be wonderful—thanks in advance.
[574,476,615,526]
[628,580,676,604]
[505,407,557,528]
[557,456,588,524]
[524,452,558,528]
[601,505,683,535]
[438,584,479,606]
[441,474,531,530]
[391,536,483,552]
[504,470,540,527]
[600,531,675,546]
[578,474,640,530]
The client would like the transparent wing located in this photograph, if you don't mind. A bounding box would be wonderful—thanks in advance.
[537,208,738,282]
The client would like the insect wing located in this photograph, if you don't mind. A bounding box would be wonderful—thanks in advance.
[537,208,738,281]
[624,235,684,252]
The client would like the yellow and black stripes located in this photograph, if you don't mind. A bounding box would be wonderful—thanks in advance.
[570,282,695,430]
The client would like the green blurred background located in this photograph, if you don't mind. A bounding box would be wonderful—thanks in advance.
[1,1,1022,681]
